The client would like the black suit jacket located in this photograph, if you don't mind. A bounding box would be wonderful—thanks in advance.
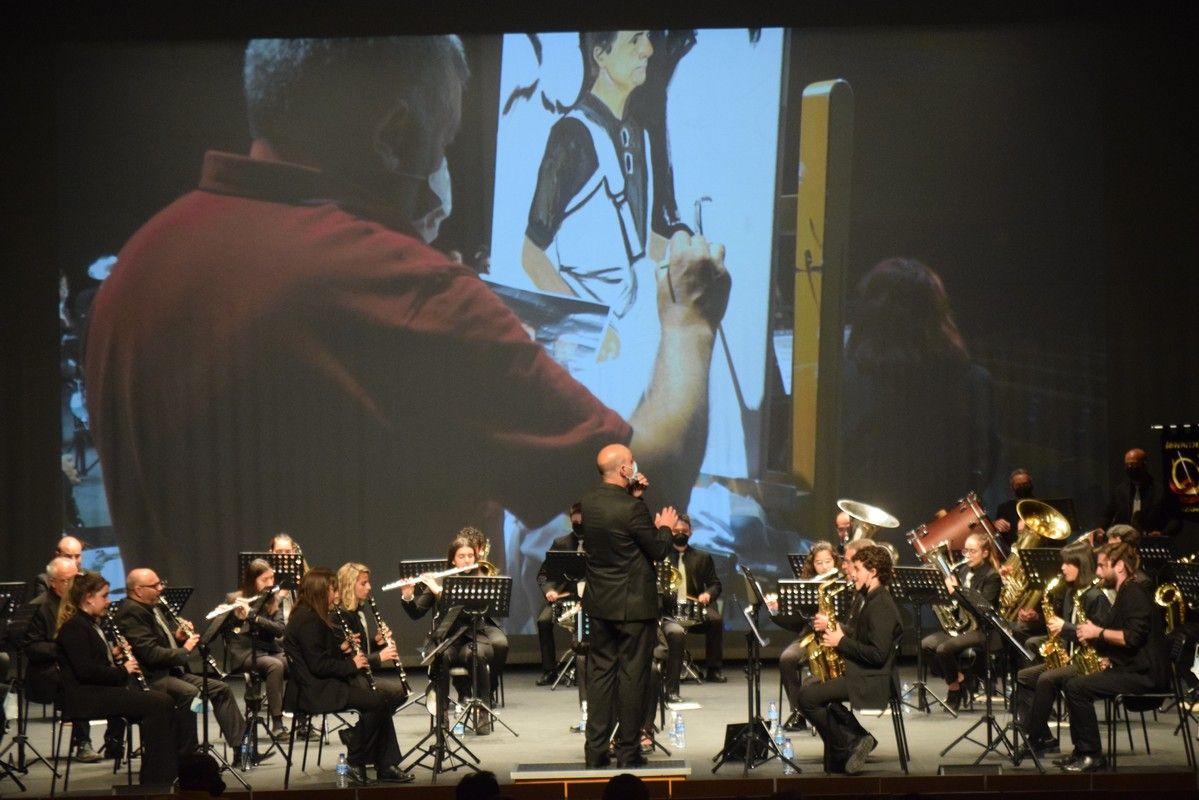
[55,612,133,714]
[667,546,721,601]
[114,598,192,682]
[536,531,584,596]
[222,591,285,670]
[580,483,671,621]
[1102,477,1181,536]
[1100,579,1170,689]
[282,605,357,714]
[836,585,903,710]
[21,592,62,703]
[1058,582,1113,644]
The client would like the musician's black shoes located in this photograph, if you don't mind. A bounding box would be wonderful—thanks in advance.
[617,754,648,768]
[946,687,964,711]
[705,670,727,683]
[344,764,370,786]
[783,710,808,732]
[1052,752,1080,768]
[1061,753,1106,773]
[844,734,877,775]
[535,670,556,686]
[665,692,683,704]
[376,765,415,784]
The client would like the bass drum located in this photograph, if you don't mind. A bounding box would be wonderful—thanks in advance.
[907,492,995,560]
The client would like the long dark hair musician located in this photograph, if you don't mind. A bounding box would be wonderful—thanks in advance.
[55,572,195,786]
[225,557,289,738]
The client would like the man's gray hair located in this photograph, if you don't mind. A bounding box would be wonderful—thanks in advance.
[244,37,468,156]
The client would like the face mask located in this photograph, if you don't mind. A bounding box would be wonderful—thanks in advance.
[1126,466,1147,482]
[571,521,583,536]
[671,534,690,548]
[410,157,452,244]
[1013,484,1034,499]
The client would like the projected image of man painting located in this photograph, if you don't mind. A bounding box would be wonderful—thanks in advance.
[82,36,730,618]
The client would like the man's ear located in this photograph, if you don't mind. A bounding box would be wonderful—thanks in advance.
[373,97,412,172]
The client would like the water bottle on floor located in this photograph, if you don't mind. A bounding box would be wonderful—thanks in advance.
[767,699,778,725]
[668,711,679,746]
[240,733,253,772]
[452,703,465,735]
[773,720,785,748]
[335,753,349,788]
[782,738,797,774]
[575,700,587,733]
[674,711,686,749]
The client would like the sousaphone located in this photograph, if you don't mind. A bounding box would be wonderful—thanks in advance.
[837,498,900,541]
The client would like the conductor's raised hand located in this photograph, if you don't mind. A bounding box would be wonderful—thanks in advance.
[655,506,679,531]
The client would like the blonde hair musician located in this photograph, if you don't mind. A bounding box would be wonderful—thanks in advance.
[335,562,410,700]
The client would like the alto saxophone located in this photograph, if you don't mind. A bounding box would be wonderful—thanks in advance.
[801,577,848,683]
[1037,576,1069,669]
[1070,578,1102,675]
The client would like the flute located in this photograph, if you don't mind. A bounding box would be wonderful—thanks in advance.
[366,594,411,694]
[102,609,149,691]
[334,607,377,691]
[379,564,474,592]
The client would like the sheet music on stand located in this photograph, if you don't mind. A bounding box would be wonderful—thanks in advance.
[397,559,446,581]
[786,553,808,578]
[1138,544,1174,579]
[1168,562,1199,612]
[1018,547,1064,587]
[239,551,303,589]
[162,586,193,616]
[0,582,27,618]
[441,576,512,618]
[890,566,952,607]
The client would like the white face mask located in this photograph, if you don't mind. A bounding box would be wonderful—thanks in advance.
[411,157,452,244]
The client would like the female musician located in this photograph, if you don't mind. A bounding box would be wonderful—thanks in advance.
[335,562,409,704]
[223,558,288,738]
[797,545,903,774]
[282,568,412,784]
[400,532,508,732]
[1013,539,1112,757]
[268,532,310,622]
[777,541,839,730]
[919,531,1003,710]
[55,571,195,785]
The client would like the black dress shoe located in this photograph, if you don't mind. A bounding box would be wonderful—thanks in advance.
[844,734,877,775]
[345,764,370,786]
[946,687,963,711]
[1052,752,1079,768]
[585,755,611,769]
[705,670,728,683]
[617,754,648,768]
[1062,753,1106,773]
[783,710,808,732]
[376,765,415,784]
[535,670,556,686]
[665,692,682,704]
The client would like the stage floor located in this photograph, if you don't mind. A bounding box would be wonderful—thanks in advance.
[4,663,1197,798]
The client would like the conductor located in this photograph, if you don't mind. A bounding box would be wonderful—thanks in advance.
[581,443,675,768]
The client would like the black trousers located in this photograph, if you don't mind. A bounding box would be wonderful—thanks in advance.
[64,686,195,785]
[536,603,562,671]
[439,634,496,704]
[1063,669,1156,756]
[343,677,403,769]
[235,652,287,720]
[796,675,870,771]
[661,607,723,694]
[1014,662,1076,742]
[921,629,986,684]
[150,673,245,749]
[585,617,655,766]
[779,634,810,712]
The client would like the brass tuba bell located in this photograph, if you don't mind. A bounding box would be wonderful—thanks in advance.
[836,499,900,541]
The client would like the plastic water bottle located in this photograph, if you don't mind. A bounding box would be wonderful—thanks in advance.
[577,700,588,733]
[674,711,686,749]
[782,738,797,774]
[668,712,679,746]
[335,753,349,788]
[773,720,785,748]
[767,699,779,725]
[901,682,912,714]
[240,734,253,772]
[452,704,465,736]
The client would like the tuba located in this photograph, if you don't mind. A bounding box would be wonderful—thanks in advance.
[998,499,1071,619]
[1070,578,1102,675]
[800,576,848,682]
[837,499,900,542]
[1037,576,1069,669]
[1155,582,1187,634]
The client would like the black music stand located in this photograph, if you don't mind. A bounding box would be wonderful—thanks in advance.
[1138,544,1174,580]
[441,576,518,739]
[712,566,801,776]
[1165,562,1199,735]
[786,554,808,579]
[238,552,302,590]
[1018,548,1064,587]
[161,586,193,617]
[190,602,249,789]
[0,582,40,786]
[404,627,479,782]
[391,558,452,714]
[939,586,1043,773]
[891,567,957,715]
[542,551,587,690]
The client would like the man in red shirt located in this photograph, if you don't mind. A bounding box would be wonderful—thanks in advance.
[85,37,730,613]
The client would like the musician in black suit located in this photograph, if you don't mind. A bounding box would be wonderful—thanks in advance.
[283,568,413,784]
[798,544,902,774]
[534,503,584,686]
[1099,447,1180,537]
[114,568,250,766]
[400,534,505,733]
[661,513,723,701]
[222,558,288,738]
[334,562,409,707]
[992,468,1035,554]
[919,531,1003,710]
[1013,539,1112,758]
[30,535,86,599]
[1056,541,1171,772]
[580,443,675,769]
[55,571,195,785]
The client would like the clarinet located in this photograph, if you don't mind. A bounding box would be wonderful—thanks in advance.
[101,609,149,691]
[334,607,377,691]
[157,598,226,678]
[366,594,411,694]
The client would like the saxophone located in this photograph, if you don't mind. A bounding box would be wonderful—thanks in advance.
[1070,578,1102,675]
[1038,576,1069,669]
[802,577,848,683]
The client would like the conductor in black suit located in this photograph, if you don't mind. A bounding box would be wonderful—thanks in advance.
[798,544,903,774]
[581,443,676,768]
[661,513,724,701]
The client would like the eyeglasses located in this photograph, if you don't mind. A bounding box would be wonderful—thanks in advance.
[137,580,167,590]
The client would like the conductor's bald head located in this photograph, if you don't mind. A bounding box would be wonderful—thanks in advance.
[597,443,635,486]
